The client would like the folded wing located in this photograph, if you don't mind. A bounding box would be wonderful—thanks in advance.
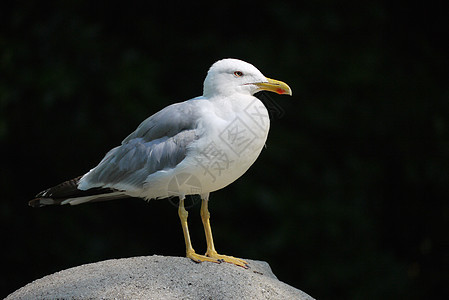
[30,99,202,206]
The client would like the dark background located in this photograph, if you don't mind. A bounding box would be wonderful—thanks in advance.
[1,1,448,299]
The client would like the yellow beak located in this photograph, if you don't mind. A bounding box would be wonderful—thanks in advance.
[254,77,292,96]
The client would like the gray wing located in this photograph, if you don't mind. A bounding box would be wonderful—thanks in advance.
[79,100,202,190]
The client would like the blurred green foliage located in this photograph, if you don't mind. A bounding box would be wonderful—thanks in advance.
[1,1,448,299]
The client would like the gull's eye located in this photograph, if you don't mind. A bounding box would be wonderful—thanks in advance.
[233,71,243,77]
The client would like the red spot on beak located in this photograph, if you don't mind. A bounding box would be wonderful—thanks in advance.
[276,88,285,94]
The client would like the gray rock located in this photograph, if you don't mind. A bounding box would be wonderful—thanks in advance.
[6,255,314,299]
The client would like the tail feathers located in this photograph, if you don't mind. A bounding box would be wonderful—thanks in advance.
[29,176,128,207]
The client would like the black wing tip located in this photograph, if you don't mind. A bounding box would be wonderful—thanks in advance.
[28,197,60,208]
[30,176,125,208]
[30,176,82,207]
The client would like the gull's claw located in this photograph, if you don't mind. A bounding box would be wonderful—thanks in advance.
[186,250,222,264]
[206,251,249,269]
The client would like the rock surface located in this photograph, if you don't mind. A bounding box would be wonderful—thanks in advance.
[7,255,314,299]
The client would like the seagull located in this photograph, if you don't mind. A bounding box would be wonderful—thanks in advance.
[30,58,292,268]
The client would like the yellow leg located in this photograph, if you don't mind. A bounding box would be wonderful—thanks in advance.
[178,198,220,264]
[200,197,249,268]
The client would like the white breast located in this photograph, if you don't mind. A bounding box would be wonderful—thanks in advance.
[184,96,270,193]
